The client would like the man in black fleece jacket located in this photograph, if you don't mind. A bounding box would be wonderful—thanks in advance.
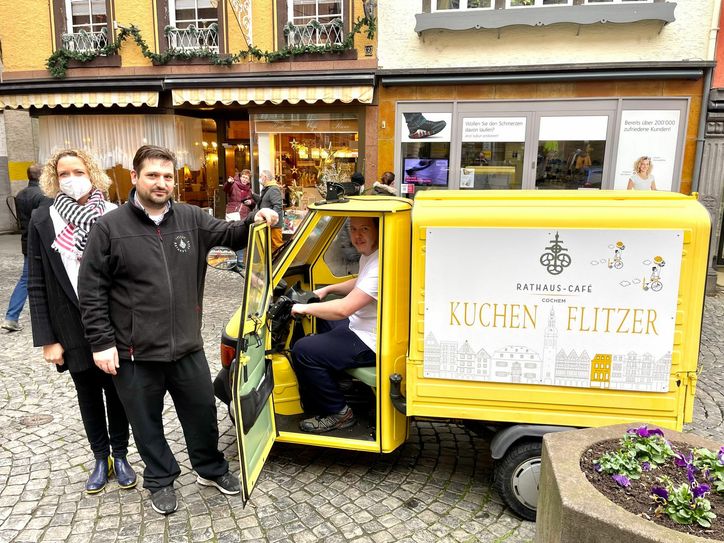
[79,145,277,515]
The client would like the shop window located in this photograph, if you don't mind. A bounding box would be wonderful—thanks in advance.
[251,111,360,217]
[284,0,348,47]
[57,0,112,52]
[460,116,526,190]
[400,112,452,198]
[535,115,608,190]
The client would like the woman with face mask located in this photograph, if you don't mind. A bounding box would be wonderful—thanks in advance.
[27,149,136,494]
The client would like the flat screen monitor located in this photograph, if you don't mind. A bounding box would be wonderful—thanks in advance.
[403,158,449,186]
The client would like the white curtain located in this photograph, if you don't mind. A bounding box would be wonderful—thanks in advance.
[39,114,204,170]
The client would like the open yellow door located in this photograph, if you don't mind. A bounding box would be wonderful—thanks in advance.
[233,223,275,504]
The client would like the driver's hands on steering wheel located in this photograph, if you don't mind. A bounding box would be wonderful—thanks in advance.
[313,286,329,300]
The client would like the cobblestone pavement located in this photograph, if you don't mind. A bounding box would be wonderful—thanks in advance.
[0,233,722,543]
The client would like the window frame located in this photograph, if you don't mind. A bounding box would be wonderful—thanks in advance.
[157,0,226,54]
[431,0,495,12]
[53,0,113,52]
[276,0,351,50]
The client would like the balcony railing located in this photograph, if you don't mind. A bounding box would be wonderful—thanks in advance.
[285,19,344,47]
[165,23,219,52]
[61,27,109,53]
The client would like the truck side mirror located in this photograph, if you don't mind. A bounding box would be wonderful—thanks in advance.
[206,246,239,271]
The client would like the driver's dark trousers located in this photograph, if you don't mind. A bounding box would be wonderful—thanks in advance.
[291,319,375,416]
[112,350,228,491]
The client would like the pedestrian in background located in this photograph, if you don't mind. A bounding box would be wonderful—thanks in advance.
[2,164,50,332]
[258,169,285,253]
[27,149,136,494]
[365,171,396,196]
[79,145,278,515]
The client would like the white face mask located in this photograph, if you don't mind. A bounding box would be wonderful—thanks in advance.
[59,176,93,201]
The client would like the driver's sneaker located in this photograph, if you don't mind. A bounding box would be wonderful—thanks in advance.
[196,471,240,495]
[299,405,356,433]
[150,486,177,515]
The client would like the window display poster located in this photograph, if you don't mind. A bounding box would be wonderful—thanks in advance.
[423,227,683,392]
[462,117,526,142]
[401,112,452,143]
[613,110,681,191]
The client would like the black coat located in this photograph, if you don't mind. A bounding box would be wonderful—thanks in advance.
[15,180,51,255]
[79,193,255,362]
[27,205,94,374]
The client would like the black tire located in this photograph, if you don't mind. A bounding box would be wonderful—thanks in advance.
[493,440,542,522]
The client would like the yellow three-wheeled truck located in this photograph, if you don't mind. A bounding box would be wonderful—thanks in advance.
[209,190,710,520]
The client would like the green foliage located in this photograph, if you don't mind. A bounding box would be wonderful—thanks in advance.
[620,431,675,466]
[693,447,724,493]
[46,17,376,79]
[654,476,716,528]
[594,448,642,480]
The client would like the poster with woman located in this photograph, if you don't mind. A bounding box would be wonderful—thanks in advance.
[613,110,681,191]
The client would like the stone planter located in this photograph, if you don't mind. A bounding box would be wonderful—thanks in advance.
[536,423,722,543]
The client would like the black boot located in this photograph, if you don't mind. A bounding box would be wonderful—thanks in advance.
[85,457,110,494]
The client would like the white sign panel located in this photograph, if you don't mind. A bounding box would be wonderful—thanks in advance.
[424,228,683,392]
[400,112,452,143]
[614,110,681,191]
[539,116,608,141]
[462,117,526,142]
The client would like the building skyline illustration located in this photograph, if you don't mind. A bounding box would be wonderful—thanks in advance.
[423,305,672,392]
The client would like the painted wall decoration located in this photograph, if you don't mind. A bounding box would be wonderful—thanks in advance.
[423,227,683,392]
[613,110,681,192]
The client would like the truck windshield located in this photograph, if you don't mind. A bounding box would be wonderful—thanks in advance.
[290,214,334,267]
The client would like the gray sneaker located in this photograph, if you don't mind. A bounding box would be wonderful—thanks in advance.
[150,486,177,515]
[1,320,21,332]
[197,471,240,495]
[299,406,356,433]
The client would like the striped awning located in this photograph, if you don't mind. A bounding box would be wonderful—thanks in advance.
[0,90,159,109]
[172,85,374,106]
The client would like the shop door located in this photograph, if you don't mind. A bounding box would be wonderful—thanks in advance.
[233,223,276,504]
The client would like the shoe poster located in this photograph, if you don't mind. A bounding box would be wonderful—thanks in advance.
[401,112,452,142]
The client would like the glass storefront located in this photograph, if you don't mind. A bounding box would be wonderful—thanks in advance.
[250,111,361,231]
[395,99,689,196]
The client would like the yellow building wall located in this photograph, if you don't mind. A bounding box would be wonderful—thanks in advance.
[0,0,54,71]
[114,0,156,66]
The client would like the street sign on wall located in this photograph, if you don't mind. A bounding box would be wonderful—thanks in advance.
[423,227,683,392]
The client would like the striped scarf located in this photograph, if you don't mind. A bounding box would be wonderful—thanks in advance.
[51,189,105,260]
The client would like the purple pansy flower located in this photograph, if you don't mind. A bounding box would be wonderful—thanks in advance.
[642,462,651,472]
[594,463,602,473]
[718,447,724,465]
[627,425,665,438]
[675,452,694,468]
[687,464,698,485]
[612,474,630,487]
[692,484,711,499]
[651,486,669,501]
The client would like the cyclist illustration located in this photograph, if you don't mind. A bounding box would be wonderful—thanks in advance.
[643,256,665,292]
[607,241,625,269]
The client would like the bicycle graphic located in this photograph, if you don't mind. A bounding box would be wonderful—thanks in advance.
[642,256,665,292]
[607,241,625,270]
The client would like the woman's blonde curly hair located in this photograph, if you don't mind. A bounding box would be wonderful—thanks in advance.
[633,156,653,175]
[40,149,112,198]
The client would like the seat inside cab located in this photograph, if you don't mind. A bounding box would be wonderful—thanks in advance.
[271,214,380,443]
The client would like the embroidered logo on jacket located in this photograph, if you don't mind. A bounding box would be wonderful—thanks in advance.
[173,234,191,253]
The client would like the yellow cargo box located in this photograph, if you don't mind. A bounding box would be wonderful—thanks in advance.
[407,190,709,431]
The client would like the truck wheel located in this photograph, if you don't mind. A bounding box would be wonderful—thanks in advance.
[493,441,541,521]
